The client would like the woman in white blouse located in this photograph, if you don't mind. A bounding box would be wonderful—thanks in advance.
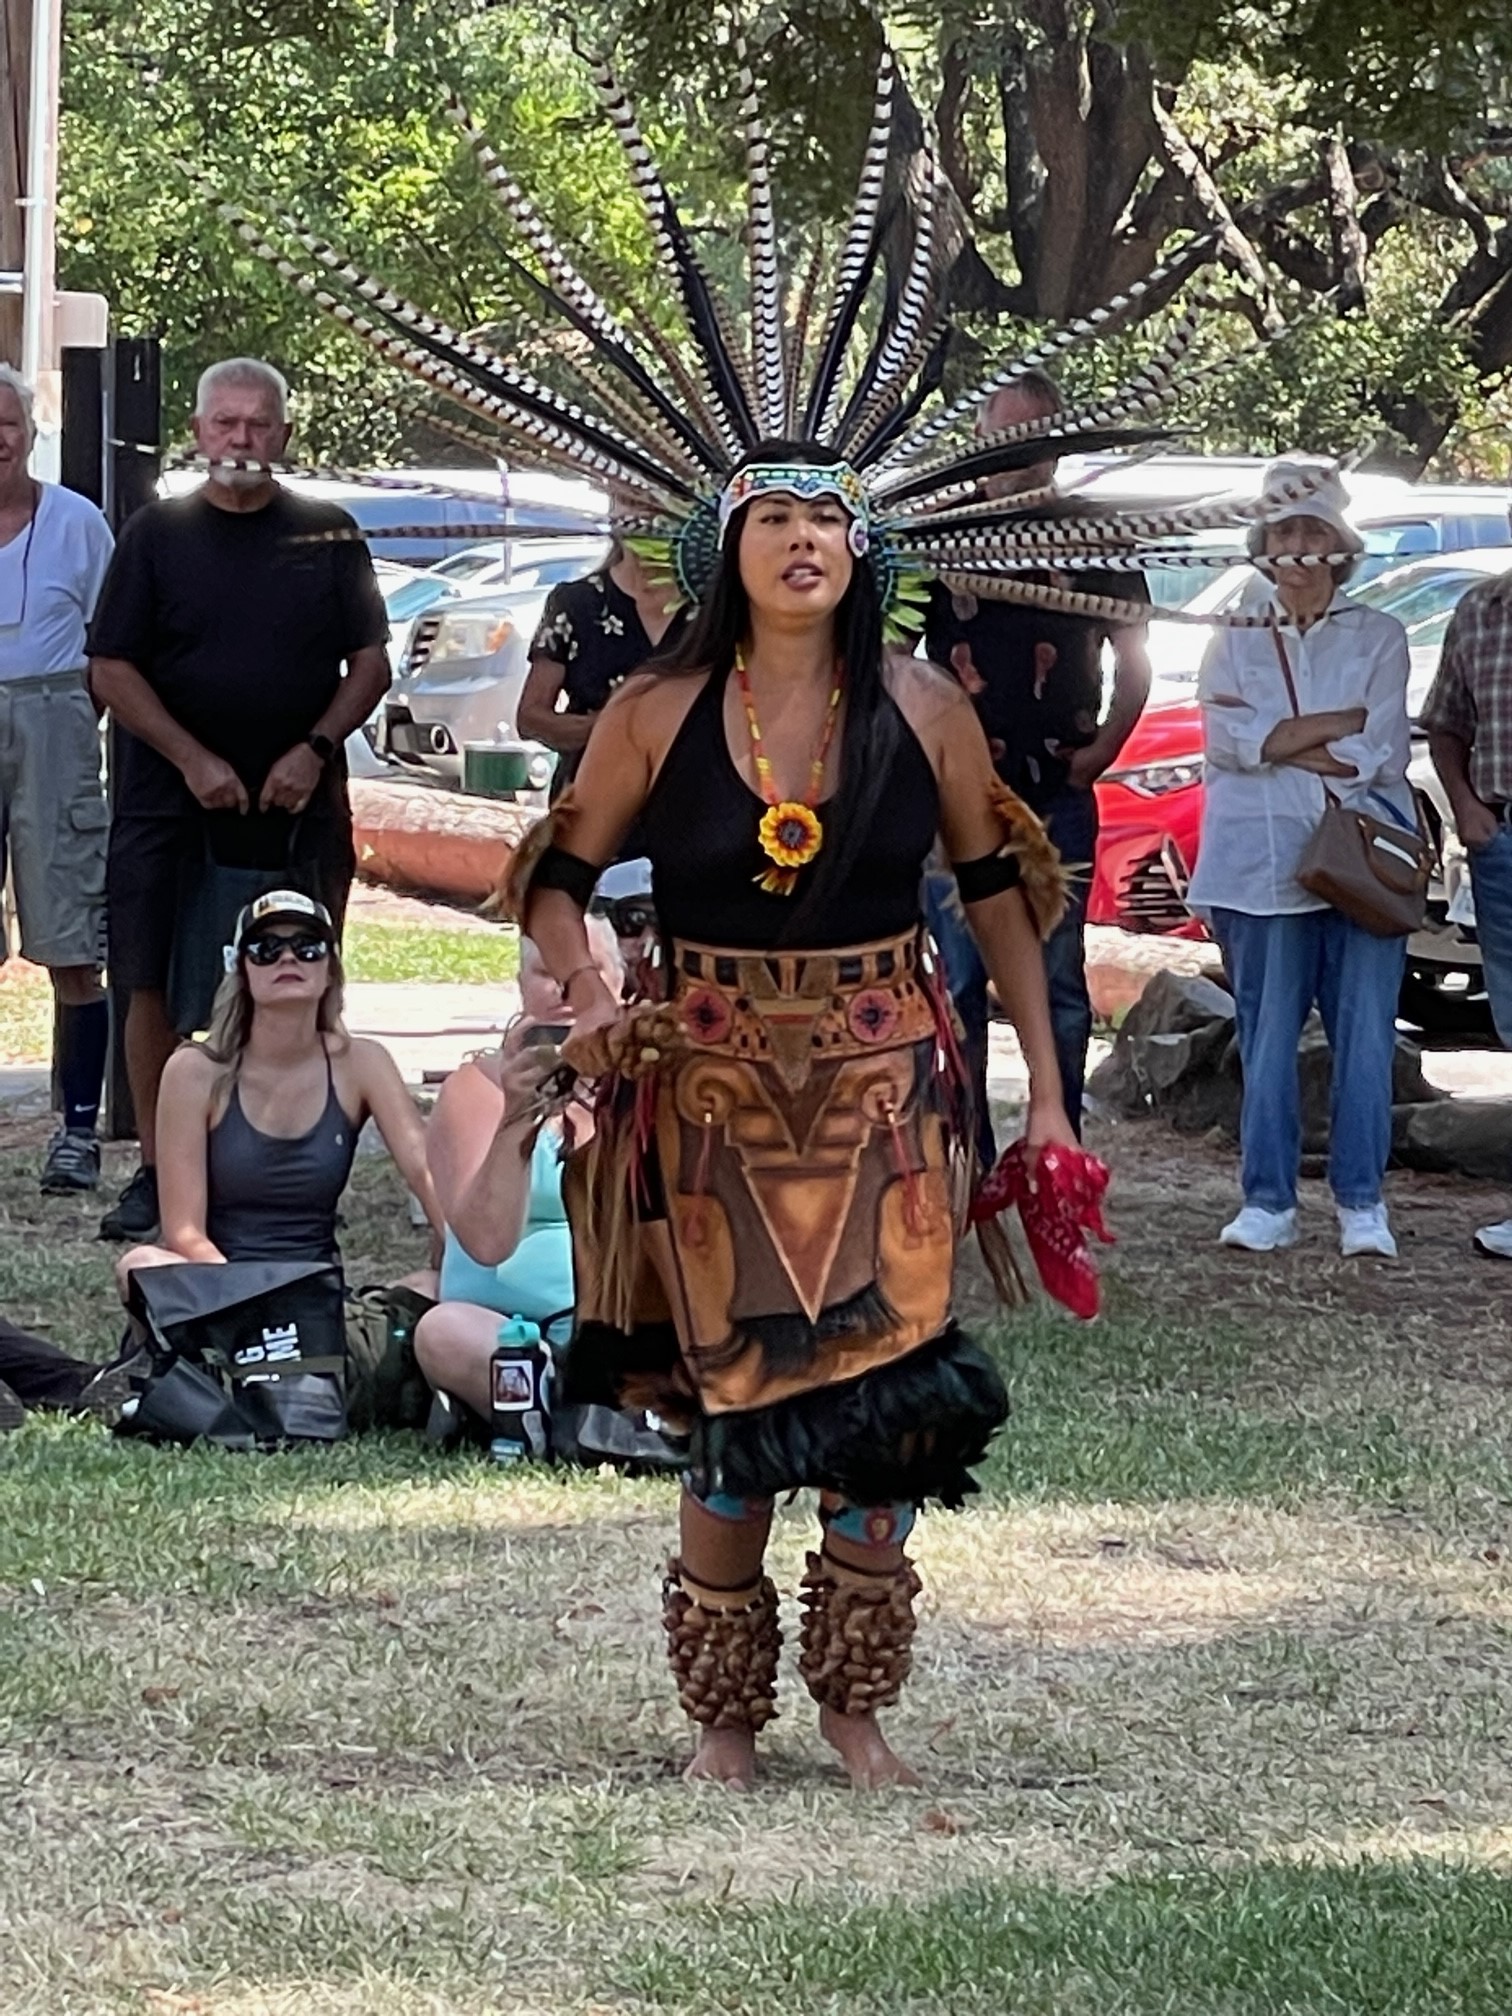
[1187,460,1414,1259]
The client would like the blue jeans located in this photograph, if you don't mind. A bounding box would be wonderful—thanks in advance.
[1467,824,1512,1049]
[1040,787,1097,1135]
[923,786,1098,1163]
[1211,906,1406,1212]
[924,868,995,1170]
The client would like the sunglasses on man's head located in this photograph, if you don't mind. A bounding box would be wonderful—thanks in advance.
[243,932,331,966]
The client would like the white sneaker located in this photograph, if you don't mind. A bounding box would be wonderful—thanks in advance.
[1474,1218,1512,1261]
[1219,1205,1298,1253]
[1338,1203,1397,1259]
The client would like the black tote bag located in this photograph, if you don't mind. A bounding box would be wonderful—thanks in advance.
[123,1258,348,1449]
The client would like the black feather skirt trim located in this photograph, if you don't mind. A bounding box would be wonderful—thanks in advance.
[562,1318,1008,1508]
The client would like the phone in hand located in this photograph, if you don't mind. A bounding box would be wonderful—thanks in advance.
[519,1022,572,1053]
[517,1020,577,1098]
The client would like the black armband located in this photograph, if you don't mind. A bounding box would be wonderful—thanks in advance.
[532,844,599,911]
[951,850,1023,903]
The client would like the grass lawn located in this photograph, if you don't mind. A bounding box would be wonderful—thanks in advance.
[0,960,58,1065]
[341,919,518,987]
[4,1105,1512,2010]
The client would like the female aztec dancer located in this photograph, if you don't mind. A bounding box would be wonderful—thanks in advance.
[202,26,1366,1786]
[509,445,1073,1790]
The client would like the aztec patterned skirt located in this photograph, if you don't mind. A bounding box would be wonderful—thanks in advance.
[562,928,1009,1505]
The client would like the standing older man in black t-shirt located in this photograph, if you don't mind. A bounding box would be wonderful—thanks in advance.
[87,357,389,1239]
[923,370,1151,1153]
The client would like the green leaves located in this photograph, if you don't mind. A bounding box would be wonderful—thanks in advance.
[56,0,1512,471]
[1125,0,1512,152]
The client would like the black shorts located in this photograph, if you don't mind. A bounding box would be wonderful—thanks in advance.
[107,807,356,993]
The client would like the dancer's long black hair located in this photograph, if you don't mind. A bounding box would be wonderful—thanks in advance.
[647,440,899,942]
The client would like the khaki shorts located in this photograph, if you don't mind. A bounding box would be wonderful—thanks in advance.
[0,670,107,969]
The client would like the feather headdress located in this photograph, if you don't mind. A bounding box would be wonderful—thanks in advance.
[202,40,1344,628]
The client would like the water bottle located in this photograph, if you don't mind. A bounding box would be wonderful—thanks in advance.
[487,1315,552,1466]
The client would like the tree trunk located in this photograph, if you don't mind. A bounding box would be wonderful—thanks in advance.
[992,0,1179,321]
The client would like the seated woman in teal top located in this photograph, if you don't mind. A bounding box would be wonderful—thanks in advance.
[416,928,617,1425]
[437,1125,574,1342]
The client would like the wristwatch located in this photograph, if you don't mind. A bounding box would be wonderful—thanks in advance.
[306,731,336,764]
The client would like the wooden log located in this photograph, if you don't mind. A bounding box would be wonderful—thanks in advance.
[350,779,538,905]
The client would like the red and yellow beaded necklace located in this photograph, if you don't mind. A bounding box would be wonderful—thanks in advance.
[734,648,844,896]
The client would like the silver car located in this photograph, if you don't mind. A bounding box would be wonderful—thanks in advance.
[379,542,608,792]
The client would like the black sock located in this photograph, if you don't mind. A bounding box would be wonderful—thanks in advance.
[58,999,109,1134]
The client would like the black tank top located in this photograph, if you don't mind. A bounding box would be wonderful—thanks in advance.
[206,1044,359,1265]
[639,664,940,949]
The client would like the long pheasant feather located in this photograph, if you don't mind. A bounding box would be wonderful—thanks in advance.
[211,197,685,511]
[734,31,788,438]
[834,160,946,454]
[801,45,897,438]
[580,43,757,455]
[783,233,827,436]
[492,245,703,480]
[447,92,725,474]
[873,237,1215,474]
[247,198,696,499]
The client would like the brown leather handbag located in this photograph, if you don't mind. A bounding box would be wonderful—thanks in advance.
[1270,621,1432,938]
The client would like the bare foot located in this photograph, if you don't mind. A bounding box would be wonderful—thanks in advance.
[684,1725,757,1790]
[820,1705,923,1789]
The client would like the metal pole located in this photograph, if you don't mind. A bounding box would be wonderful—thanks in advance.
[20,0,61,478]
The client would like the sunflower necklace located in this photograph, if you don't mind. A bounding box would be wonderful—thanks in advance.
[734,648,844,896]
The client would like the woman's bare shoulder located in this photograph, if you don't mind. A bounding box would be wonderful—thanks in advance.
[159,1041,220,1121]
[611,665,711,726]
[345,1034,409,1086]
[592,666,713,774]
[162,1040,217,1089]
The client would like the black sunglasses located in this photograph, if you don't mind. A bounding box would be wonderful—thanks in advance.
[243,932,331,966]
[591,894,658,937]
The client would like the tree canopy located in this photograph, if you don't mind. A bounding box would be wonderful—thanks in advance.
[56,0,1512,475]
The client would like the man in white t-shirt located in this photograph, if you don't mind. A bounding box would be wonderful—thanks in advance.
[0,365,115,1193]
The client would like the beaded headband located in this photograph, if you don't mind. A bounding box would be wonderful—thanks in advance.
[717,462,872,557]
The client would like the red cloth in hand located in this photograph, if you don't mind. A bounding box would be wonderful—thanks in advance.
[970,1139,1114,1321]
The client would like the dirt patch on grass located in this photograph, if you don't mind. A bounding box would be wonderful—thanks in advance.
[1087,1111,1511,1377]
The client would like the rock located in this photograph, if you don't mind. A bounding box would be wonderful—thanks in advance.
[1162,1038,1243,1136]
[1297,1024,1332,1153]
[1137,1020,1234,1098]
[1392,1037,1444,1109]
[1085,1042,1147,1117]
[1088,971,1237,1123]
[1392,1099,1512,1180]
[1298,1021,1444,1153]
[1119,969,1236,1044]
[1092,969,1449,1150]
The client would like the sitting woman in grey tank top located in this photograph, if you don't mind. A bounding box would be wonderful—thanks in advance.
[116,890,439,1296]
